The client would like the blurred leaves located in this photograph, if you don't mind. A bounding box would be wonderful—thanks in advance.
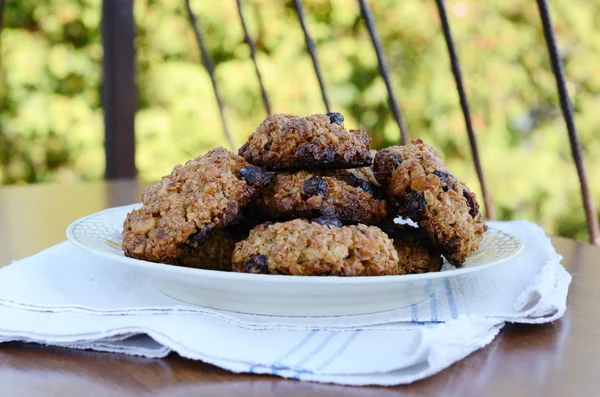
[2,0,600,241]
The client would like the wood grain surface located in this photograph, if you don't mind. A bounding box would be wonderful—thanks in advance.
[0,180,598,396]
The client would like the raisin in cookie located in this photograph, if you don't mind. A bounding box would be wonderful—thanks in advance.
[122,147,272,265]
[232,217,400,276]
[239,113,372,170]
[251,167,386,224]
[374,140,487,266]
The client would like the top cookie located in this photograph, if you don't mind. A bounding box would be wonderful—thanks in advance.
[238,113,373,171]
[374,140,487,266]
[122,147,272,264]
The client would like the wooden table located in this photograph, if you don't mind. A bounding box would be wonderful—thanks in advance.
[0,180,598,396]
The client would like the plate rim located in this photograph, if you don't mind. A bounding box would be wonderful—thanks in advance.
[66,204,524,285]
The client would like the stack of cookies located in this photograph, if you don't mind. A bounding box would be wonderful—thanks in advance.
[122,112,487,276]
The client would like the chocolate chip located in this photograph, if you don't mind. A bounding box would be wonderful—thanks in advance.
[239,166,273,189]
[433,170,454,192]
[374,150,403,182]
[301,177,328,201]
[293,144,335,166]
[190,225,212,246]
[390,153,403,166]
[319,147,335,164]
[244,255,269,274]
[331,172,377,196]
[446,237,461,250]
[263,139,273,151]
[351,176,376,196]
[311,214,343,227]
[463,190,479,218]
[326,112,344,125]
[379,222,423,241]
[382,151,403,167]
[293,145,311,162]
[403,189,427,221]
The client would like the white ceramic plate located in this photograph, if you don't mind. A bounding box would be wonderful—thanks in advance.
[66,204,524,317]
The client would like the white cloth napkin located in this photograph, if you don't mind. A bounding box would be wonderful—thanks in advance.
[0,220,570,386]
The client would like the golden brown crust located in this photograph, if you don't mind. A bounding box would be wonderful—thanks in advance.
[239,113,372,170]
[232,219,400,276]
[373,141,446,184]
[376,140,487,266]
[251,168,387,225]
[122,147,272,265]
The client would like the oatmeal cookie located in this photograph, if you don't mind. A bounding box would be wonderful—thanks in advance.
[251,167,386,224]
[232,217,400,276]
[239,113,373,170]
[381,224,443,274]
[374,140,487,266]
[122,147,272,265]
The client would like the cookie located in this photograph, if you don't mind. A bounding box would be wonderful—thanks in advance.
[381,223,443,274]
[374,140,487,266]
[122,147,272,265]
[251,167,387,224]
[232,217,400,276]
[239,113,373,171]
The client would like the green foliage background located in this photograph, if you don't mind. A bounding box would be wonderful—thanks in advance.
[2,0,600,241]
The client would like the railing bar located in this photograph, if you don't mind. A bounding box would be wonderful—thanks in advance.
[357,0,408,145]
[536,0,600,245]
[0,0,4,72]
[0,0,4,34]
[185,0,236,149]
[236,0,271,115]
[0,0,4,69]
[434,0,495,220]
[0,0,4,148]
[292,0,331,112]
[102,0,137,179]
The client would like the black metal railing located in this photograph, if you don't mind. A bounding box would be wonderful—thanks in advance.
[536,0,600,245]
[358,0,409,147]
[0,0,4,36]
[293,0,331,113]
[185,0,235,149]
[434,0,494,220]
[102,0,136,180]
[2,0,599,245]
[236,0,272,115]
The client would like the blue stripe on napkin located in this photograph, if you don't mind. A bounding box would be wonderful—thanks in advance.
[411,303,419,323]
[291,331,338,371]
[444,278,458,319]
[315,329,362,372]
[430,292,438,322]
[250,330,317,374]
